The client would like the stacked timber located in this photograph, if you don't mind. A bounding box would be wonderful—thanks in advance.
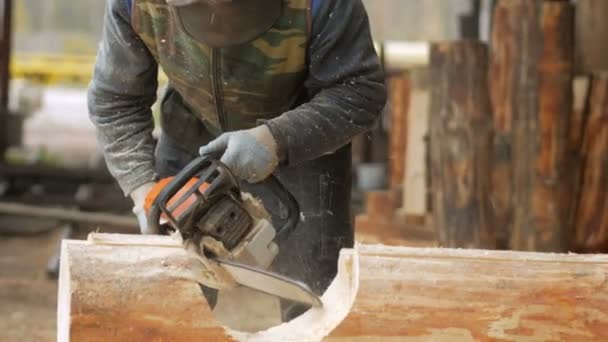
[359,0,603,254]
[59,233,608,341]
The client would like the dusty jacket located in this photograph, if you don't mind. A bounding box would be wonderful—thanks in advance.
[88,0,386,195]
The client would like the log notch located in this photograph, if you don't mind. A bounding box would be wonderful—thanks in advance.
[489,0,575,252]
[60,233,608,341]
[575,0,608,74]
[429,41,494,249]
[573,74,608,252]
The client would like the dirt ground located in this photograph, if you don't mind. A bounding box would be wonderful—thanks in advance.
[0,228,62,341]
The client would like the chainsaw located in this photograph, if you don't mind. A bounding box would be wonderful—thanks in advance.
[145,156,322,308]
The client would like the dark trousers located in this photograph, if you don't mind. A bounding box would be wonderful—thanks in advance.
[155,133,354,318]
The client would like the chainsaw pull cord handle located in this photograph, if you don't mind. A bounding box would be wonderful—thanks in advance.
[263,175,300,241]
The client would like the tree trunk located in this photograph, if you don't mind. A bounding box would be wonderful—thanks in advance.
[575,0,608,74]
[573,74,608,252]
[489,0,575,252]
[60,233,608,341]
[429,41,494,249]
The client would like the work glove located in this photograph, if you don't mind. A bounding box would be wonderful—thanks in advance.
[199,125,279,183]
[130,182,157,235]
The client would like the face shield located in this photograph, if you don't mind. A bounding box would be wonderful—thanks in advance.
[166,0,283,47]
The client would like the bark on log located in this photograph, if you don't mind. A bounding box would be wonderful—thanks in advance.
[429,41,494,249]
[60,233,608,341]
[489,0,575,252]
[573,73,608,252]
[388,74,410,187]
[575,0,608,74]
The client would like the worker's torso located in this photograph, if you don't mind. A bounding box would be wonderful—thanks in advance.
[131,0,311,133]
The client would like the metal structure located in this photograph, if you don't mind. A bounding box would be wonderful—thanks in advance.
[0,0,12,158]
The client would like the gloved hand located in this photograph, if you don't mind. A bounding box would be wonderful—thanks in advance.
[199,125,279,183]
[130,182,157,235]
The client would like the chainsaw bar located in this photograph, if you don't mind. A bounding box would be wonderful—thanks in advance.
[216,257,323,308]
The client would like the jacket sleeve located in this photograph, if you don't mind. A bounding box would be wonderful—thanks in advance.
[88,0,158,195]
[265,0,386,165]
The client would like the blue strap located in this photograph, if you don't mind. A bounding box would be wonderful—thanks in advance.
[125,0,132,17]
[312,0,321,19]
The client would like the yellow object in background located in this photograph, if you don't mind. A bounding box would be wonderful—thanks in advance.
[10,53,168,87]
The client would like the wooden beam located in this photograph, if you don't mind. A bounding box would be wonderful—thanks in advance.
[60,233,608,341]
[388,74,410,188]
[429,41,494,249]
[573,73,608,252]
[0,202,138,231]
[489,0,575,251]
[402,70,430,216]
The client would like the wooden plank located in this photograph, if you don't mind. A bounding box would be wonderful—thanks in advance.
[388,74,410,187]
[489,0,575,252]
[575,0,608,74]
[573,74,608,252]
[60,234,608,341]
[0,202,138,231]
[429,41,494,249]
[402,70,430,216]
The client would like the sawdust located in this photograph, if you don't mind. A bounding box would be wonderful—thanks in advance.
[213,287,283,332]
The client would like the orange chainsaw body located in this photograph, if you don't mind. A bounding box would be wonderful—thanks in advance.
[144,177,210,226]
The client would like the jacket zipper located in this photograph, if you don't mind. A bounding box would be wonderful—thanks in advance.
[211,48,227,131]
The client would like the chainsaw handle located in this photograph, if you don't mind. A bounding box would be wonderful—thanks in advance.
[264,175,300,241]
[148,157,238,234]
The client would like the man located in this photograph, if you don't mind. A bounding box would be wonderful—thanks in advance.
[88,0,386,317]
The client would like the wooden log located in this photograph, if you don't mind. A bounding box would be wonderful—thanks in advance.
[573,74,608,252]
[60,233,608,341]
[575,0,608,74]
[489,0,575,252]
[388,74,410,187]
[429,41,494,249]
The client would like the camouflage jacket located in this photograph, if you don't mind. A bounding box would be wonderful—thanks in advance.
[88,0,386,195]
